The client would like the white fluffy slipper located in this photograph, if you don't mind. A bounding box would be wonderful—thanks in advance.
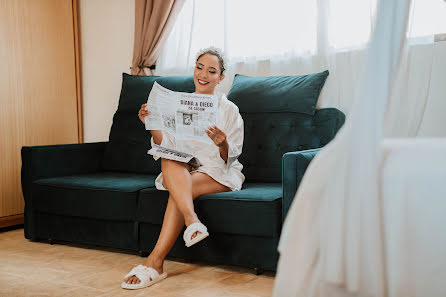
[121,264,167,290]
[183,222,209,247]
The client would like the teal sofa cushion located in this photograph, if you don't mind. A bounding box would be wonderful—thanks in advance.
[101,73,195,174]
[227,70,329,116]
[33,172,157,221]
[136,183,283,237]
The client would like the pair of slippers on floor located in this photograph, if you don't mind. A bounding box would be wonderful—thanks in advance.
[121,222,208,290]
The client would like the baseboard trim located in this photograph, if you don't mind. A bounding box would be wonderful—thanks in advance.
[0,214,24,228]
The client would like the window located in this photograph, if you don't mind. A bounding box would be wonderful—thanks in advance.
[328,0,377,50]
[161,0,446,68]
[224,1,317,59]
[408,0,446,38]
[184,0,317,61]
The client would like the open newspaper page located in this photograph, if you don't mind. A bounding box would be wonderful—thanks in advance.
[147,144,201,167]
[145,82,218,164]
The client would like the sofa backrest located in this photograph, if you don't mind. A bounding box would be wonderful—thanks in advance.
[103,72,345,181]
[227,71,345,183]
[101,73,195,174]
[238,108,344,182]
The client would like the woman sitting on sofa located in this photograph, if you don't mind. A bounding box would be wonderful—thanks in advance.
[122,47,245,290]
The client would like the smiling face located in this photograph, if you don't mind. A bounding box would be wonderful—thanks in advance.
[194,53,225,95]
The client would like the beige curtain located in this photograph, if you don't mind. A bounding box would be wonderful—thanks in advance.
[131,0,185,76]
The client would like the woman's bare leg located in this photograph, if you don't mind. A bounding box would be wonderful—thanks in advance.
[124,169,229,284]
[160,159,197,226]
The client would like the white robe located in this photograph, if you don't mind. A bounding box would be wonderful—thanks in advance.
[150,93,245,191]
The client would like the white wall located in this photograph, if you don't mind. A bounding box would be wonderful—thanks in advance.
[79,0,134,142]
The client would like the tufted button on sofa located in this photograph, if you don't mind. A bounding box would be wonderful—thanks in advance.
[21,72,344,272]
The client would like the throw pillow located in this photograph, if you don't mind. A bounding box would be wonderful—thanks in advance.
[227,70,329,115]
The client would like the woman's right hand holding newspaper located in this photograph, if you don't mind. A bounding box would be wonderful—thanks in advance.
[138,104,150,124]
[139,103,163,145]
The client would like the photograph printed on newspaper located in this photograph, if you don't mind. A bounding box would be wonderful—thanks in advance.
[145,82,218,164]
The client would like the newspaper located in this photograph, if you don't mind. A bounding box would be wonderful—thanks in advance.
[145,82,218,141]
[147,144,202,167]
[145,82,218,164]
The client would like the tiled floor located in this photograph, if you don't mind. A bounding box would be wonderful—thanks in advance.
[0,228,275,297]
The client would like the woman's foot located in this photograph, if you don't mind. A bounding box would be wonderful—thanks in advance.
[183,221,209,247]
[124,256,164,285]
[184,214,202,239]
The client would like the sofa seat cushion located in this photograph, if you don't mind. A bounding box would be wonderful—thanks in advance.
[136,183,283,237]
[33,172,157,221]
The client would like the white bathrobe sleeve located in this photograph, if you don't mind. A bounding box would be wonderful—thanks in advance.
[220,102,244,170]
[150,131,175,161]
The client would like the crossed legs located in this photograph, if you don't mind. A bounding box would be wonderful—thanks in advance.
[124,159,229,285]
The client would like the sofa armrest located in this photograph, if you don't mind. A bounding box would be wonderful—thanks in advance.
[21,142,107,200]
[21,142,107,239]
[282,148,320,223]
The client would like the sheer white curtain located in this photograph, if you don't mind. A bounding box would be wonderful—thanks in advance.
[273,0,446,296]
[156,0,365,88]
[273,0,415,296]
[155,0,446,137]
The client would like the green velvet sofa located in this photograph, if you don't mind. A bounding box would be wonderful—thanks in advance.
[21,72,344,273]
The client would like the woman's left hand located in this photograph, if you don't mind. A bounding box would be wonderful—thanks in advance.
[206,125,227,147]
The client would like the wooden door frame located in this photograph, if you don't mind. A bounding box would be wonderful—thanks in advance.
[72,0,83,143]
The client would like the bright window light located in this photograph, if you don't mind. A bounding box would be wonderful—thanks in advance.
[408,0,446,37]
[224,0,317,59]
[328,0,377,50]
[188,0,317,60]
[162,0,446,67]
[189,0,225,56]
